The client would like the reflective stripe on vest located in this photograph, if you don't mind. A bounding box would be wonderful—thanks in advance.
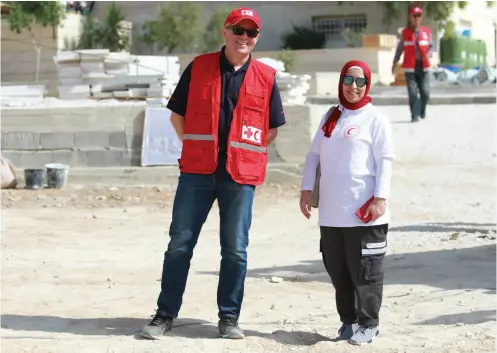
[230,141,267,153]
[183,134,214,141]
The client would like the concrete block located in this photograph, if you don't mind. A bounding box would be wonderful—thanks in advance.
[40,133,75,149]
[75,131,109,149]
[121,149,142,166]
[109,131,127,148]
[1,132,40,150]
[17,151,54,168]
[2,150,20,166]
[53,150,87,167]
[85,150,125,167]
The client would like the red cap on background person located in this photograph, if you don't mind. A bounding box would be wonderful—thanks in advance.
[410,6,423,15]
[224,7,262,29]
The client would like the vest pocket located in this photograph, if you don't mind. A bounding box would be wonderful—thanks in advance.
[233,148,267,180]
[244,85,266,112]
[180,140,216,172]
[184,112,212,135]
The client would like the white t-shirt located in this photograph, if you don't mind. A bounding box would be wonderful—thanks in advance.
[301,103,394,227]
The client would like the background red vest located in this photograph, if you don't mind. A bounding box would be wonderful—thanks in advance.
[401,26,431,72]
[179,52,276,186]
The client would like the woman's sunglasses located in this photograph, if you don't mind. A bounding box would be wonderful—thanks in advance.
[343,76,368,88]
[226,25,259,38]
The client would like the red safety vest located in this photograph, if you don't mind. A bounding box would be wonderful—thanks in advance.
[179,52,276,186]
[401,26,431,72]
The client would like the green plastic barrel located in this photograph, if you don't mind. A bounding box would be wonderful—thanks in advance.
[466,39,474,68]
[475,40,487,65]
[440,35,467,66]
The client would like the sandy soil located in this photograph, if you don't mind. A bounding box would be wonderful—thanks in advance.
[1,104,496,353]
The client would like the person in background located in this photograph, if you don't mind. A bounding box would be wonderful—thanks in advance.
[139,7,286,340]
[300,60,394,346]
[392,5,433,123]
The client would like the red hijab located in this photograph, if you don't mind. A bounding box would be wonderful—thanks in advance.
[322,60,372,137]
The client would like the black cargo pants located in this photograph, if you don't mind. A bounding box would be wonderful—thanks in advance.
[320,224,388,327]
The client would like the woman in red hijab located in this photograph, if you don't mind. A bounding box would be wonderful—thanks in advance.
[300,60,394,346]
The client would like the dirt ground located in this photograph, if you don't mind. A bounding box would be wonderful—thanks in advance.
[1,104,496,353]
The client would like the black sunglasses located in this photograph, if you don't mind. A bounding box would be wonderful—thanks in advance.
[226,25,259,38]
[343,76,368,88]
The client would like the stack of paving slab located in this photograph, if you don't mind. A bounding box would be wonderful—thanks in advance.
[256,57,311,106]
[0,85,46,107]
[54,49,180,102]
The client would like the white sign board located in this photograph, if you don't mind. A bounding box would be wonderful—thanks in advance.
[141,106,182,166]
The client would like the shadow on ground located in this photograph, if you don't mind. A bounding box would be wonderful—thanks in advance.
[237,243,496,293]
[415,310,496,326]
[0,314,330,345]
[389,222,496,235]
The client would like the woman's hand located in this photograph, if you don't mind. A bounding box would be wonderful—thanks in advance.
[364,197,387,221]
[299,190,312,219]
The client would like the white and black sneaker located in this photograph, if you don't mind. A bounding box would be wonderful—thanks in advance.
[348,325,379,346]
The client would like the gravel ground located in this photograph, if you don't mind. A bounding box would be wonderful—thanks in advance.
[1,104,496,353]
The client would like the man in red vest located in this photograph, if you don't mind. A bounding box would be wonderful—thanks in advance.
[392,5,433,123]
[140,7,286,340]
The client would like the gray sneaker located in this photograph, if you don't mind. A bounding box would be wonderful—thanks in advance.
[348,325,379,346]
[139,310,173,340]
[337,323,358,340]
[218,318,245,339]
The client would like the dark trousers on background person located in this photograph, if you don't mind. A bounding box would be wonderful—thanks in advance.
[320,224,388,327]
[405,60,430,122]
[157,154,255,320]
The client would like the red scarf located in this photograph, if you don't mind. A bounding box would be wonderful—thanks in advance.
[322,60,372,138]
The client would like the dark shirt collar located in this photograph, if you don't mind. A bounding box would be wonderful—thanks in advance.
[220,46,251,72]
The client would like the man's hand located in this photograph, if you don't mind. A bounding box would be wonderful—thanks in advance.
[299,190,312,219]
[267,128,278,145]
[391,63,397,75]
[364,197,387,222]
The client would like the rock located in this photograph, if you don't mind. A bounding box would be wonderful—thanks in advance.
[269,276,284,283]
[456,322,464,326]
[92,215,97,219]
[109,187,118,192]
[270,304,275,310]
[97,196,107,201]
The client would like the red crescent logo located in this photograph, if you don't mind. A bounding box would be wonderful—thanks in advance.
[254,130,261,143]
[344,125,361,138]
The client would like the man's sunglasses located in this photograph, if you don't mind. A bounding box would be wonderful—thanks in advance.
[343,76,368,88]
[226,25,259,38]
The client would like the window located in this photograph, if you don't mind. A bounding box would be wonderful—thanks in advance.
[312,14,368,36]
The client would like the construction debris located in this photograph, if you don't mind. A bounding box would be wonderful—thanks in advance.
[54,49,180,103]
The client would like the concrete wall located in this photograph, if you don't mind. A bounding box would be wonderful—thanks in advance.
[93,1,495,66]
[1,12,84,94]
[1,105,145,168]
[1,104,313,169]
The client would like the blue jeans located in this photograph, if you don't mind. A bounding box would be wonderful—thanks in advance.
[405,61,430,120]
[157,158,255,319]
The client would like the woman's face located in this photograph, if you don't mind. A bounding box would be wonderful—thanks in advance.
[342,68,367,104]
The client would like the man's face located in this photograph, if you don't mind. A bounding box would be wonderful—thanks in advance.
[410,13,422,27]
[222,19,260,55]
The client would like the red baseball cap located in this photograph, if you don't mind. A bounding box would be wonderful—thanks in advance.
[224,7,262,29]
[410,6,423,15]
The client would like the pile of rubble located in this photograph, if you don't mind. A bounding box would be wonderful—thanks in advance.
[54,49,180,103]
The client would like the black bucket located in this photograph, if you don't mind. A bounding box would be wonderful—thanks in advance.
[45,163,70,189]
[24,169,45,189]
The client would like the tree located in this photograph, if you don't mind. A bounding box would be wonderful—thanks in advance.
[76,2,129,52]
[201,6,231,53]
[99,2,128,52]
[141,2,202,54]
[5,1,66,82]
[77,13,102,50]
[281,25,326,50]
